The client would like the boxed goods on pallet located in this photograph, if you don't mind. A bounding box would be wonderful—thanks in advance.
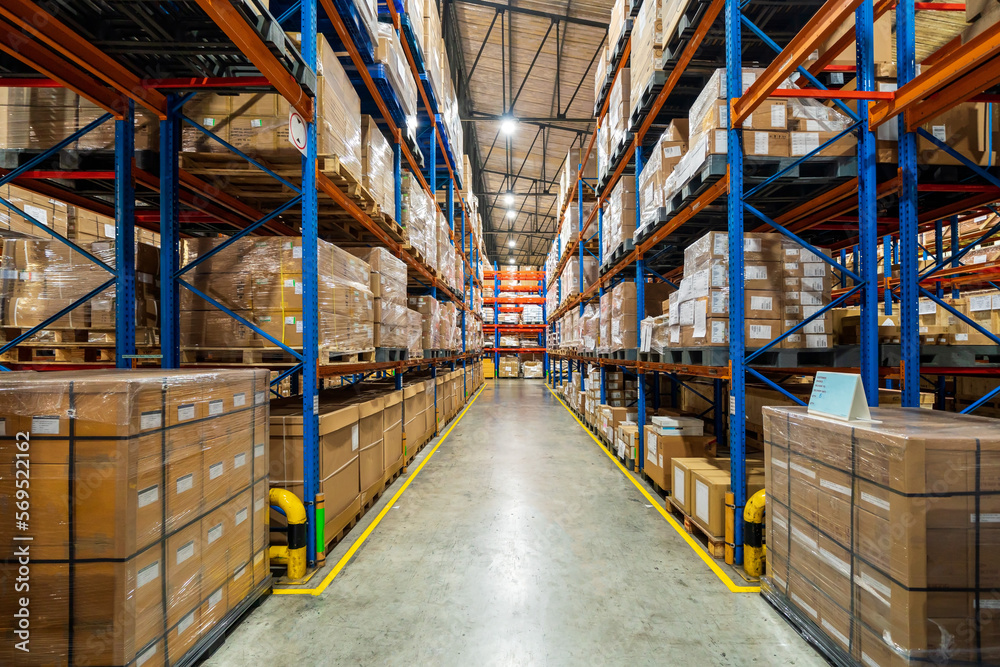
[408,295,454,350]
[522,360,544,378]
[186,34,361,178]
[178,237,374,353]
[603,177,636,261]
[0,87,159,151]
[642,428,716,494]
[763,406,1000,666]
[402,170,436,265]
[562,255,598,303]
[637,120,688,231]
[630,0,662,119]
[609,280,672,351]
[422,0,444,102]
[498,356,520,378]
[581,304,600,352]
[562,202,597,255]
[609,0,630,55]
[437,221,456,289]
[0,368,270,666]
[608,67,632,154]
[1,237,160,345]
[0,183,70,239]
[595,44,609,102]
[375,23,418,118]
[597,124,611,180]
[347,247,409,349]
[361,116,395,220]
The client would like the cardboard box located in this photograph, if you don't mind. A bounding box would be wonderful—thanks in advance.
[745,130,790,157]
[670,457,728,515]
[642,428,716,491]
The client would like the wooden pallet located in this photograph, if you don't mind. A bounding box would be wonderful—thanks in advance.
[179,347,375,366]
[322,457,406,554]
[667,498,726,559]
[1,342,159,365]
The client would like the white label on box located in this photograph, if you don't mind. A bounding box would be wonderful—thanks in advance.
[920,326,929,333]
[750,295,773,311]
[932,125,947,142]
[789,461,816,478]
[295,282,303,294]
[785,247,800,257]
[745,265,768,281]
[803,263,826,277]
[141,410,162,429]
[208,399,224,416]
[971,295,992,312]
[292,245,302,259]
[178,610,195,636]
[860,491,890,511]
[646,437,656,462]
[744,237,762,252]
[801,277,824,292]
[209,588,223,609]
[296,320,303,333]
[203,117,217,127]
[791,132,820,155]
[138,484,159,508]
[137,645,157,667]
[31,416,60,435]
[694,480,710,523]
[255,496,265,512]
[209,462,224,480]
[23,204,48,226]
[973,254,988,264]
[785,302,801,314]
[236,507,248,526]
[771,104,786,127]
[821,619,849,646]
[979,599,1000,609]
[710,320,727,343]
[234,452,246,469]
[711,262,728,286]
[753,132,769,155]
[251,118,264,129]
[717,102,729,126]
[208,522,223,544]
[351,424,359,451]
[955,333,969,341]
[137,561,159,589]
[104,224,117,239]
[92,300,112,311]
[285,315,296,325]
[714,129,727,153]
[234,564,247,581]
[801,292,823,307]
[784,262,799,272]
[771,457,788,470]
[713,233,728,255]
[749,324,772,340]
[711,290,727,314]
[919,300,937,315]
[176,474,193,495]
[790,592,817,619]
[255,442,265,458]
[830,72,845,85]
[674,467,685,500]
[786,333,802,343]
[679,300,695,326]
[176,540,195,565]
[992,294,1000,310]
[177,404,195,422]
[664,145,682,158]
[233,392,247,408]
[255,391,266,405]
[971,513,1000,523]
[693,300,707,338]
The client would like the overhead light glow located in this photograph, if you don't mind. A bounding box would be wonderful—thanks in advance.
[504,192,514,206]
[508,258,516,265]
[500,116,517,135]
[508,239,516,247]
[506,209,517,219]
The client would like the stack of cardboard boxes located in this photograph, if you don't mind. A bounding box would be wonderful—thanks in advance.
[607,67,631,156]
[402,170,436,269]
[348,247,409,349]
[609,280,673,352]
[178,237,374,352]
[360,116,395,221]
[629,0,662,121]
[0,369,271,665]
[763,405,1000,665]
[498,356,520,378]
[603,176,636,260]
[636,120,688,234]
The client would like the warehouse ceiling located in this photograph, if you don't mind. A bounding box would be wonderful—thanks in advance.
[443,0,612,268]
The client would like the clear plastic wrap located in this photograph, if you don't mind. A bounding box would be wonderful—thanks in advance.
[0,183,73,240]
[522,304,544,324]
[0,368,270,666]
[407,295,441,350]
[2,238,160,345]
[406,307,424,358]
[422,2,444,102]
[562,255,598,302]
[762,405,1000,666]
[630,0,662,117]
[178,237,374,352]
[522,361,544,378]
[346,247,408,349]
[603,177,636,259]
[361,116,395,220]
[580,303,599,352]
[401,170,434,265]
[0,87,159,152]
[599,291,612,354]
[642,314,672,353]
[376,23,418,118]
[608,67,632,152]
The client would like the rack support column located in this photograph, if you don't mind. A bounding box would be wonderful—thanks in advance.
[160,95,181,369]
[857,0,879,406]
[897,0,919,407]
[115,100,136,367]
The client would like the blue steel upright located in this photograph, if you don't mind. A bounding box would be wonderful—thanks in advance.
[635,145,646,467]
[115,100,136,367]
[897,0,919,406]
[301,0,322,566]
[856,0,878,405]
[160,95,181,368]
[726,0,746,565]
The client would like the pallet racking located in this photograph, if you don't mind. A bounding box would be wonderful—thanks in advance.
[0,0,485,576]
[483,269,547,374]
[544,0,1000,566]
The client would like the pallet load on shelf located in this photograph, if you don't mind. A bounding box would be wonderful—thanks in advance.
[608,67,631,157]
[636,120,688,236]
[499,311,520,325]
[402,170,436,265]
[1,238,160,348]
[642,416,717,494]
[0,368,271,665]
[603,176,636,262]
[498,356,520,378]
[0,88,159,153]
[522,360,544,378]
[630,0,662,119]
[178,237,374,357]
[523,304,544,324]
[405,308,424,359]
[360,116,395,221]
[437,220,456,289]
[763,406,1000,666]
[347,247,408,350]
[375,23,419,119]
[584,366,600,428]
[422,0,444,103]
[661,231,833,351]
[580,303,599,353]
[270,383,402,555]
[408,295,453,351]
[558,149,597,213]
[609,0,630,58]
[594,44,609,103]
[562,255,598,305]
[609,280,672,352]
[184,33,361,181]
[597,123,610,181]
[561,202,596,257]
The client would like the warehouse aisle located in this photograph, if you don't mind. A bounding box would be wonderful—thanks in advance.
[207,380,822,666]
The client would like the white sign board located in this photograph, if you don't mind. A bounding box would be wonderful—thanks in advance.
[288,110,308,155]
[808,372,872,422]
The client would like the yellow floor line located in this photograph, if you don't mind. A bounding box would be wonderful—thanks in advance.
[544,382,759,594]
[274,384,488,596]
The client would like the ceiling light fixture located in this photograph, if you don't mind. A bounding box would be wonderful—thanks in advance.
[506,209,516,220]
[508,258,516,265]
[508,239,516,247]
[500,115,517,136]
[504,192,514,206]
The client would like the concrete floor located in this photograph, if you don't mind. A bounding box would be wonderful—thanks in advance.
[207,379,825,666]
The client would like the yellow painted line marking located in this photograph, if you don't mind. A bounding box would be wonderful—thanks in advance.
[544,382,759,593]
[275,384,488,596]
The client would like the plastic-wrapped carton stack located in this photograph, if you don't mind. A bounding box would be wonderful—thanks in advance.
[609,280,673,351]
[636,119,688,235]
[375,23,418,118]
[603,176,636,259]
[608,67,631,155]
[630,0,662,118]
[562,255,598,305]
[361,116,395,220]
[498,357,520,378]
[178,238,374,352]
[2,238,160,345]
[347,248,409,349]
[0,369,271,666]
[581,304,600,352]
[402,170,435,265]
[763,405,1000,666]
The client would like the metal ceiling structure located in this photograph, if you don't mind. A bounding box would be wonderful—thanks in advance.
[443,0,612,267]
